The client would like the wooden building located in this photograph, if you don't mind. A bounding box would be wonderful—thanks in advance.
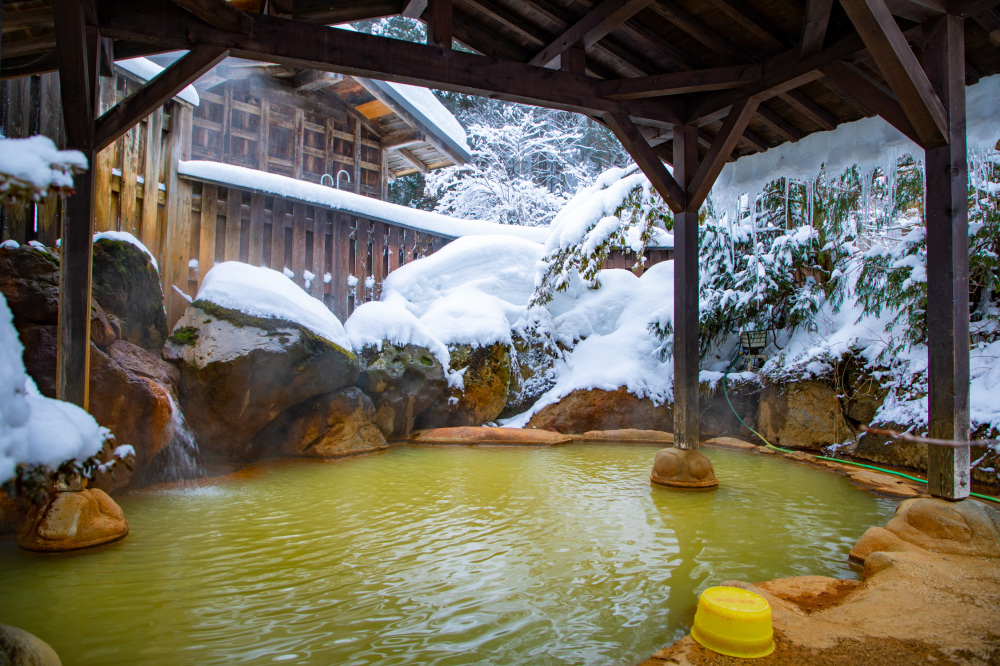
[184,56,471,198]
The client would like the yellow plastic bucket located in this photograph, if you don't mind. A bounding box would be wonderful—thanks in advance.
[690,586,775,658]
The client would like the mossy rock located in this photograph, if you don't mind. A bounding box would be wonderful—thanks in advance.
[416,342,512,428]
[91,238,168,351]
[164,303,359,460]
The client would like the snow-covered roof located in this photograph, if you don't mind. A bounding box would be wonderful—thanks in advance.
[333,25,470,162]
[117,57,200,107]
[179,160,548,242]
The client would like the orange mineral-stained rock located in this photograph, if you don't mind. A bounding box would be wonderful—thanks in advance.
[19,489,129,552]
[409,426,572,446]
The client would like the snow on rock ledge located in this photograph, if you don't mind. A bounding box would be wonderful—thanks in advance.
[196,261,351,352]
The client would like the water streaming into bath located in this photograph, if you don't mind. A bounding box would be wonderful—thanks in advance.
[0,444,896,665]
[136,396,205,485]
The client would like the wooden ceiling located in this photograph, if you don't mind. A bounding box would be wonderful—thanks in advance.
[2,0,998,172]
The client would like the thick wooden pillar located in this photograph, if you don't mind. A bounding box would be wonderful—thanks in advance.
[53,0,101,409]
[673,125,700,450]
[923,14,970,500]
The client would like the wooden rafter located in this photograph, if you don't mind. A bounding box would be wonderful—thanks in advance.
[401,0,428,19]
[820,60,920,143]
[293,0,402,24]
[528,0,654,67]
[704,0,788,51]
[601,113,685,212]
[779,89,836,130]
[596,64,762,100]
[95,45,229,151]
[381,129,427,149]
[394,146,430,173]
[689,98,760,210]
[292,69,344,91]
[838,0,948,147]
[801,0,834,56]
[756,104,802,142]
[972,8,1000,47]
[650,0,746,63]
[170,0,250,33]
[96,0,686,127]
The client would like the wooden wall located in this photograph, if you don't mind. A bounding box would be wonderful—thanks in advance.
[191,76,385,199]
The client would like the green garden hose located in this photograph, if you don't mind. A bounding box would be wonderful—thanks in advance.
[719,355,1000,504]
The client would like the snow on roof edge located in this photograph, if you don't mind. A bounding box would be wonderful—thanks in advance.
[178,160,548,242]
[368,79,472,162]
[116,58,200,107]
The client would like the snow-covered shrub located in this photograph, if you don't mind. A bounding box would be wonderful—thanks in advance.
[531,165,669,306]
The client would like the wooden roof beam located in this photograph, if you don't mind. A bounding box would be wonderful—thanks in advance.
[96,44,228,151]
[292,0,403,24]
[402,0,428,19]
[689,98,760,210]
[602,112,686,212]
[528,0,655,67]
[650,0,747,63]
[972,8,1000,47]
[839,0,948,148]
[97,0,687,127]
[755,105,802,142]
[801,0,834,57]
[704,0,789,51]
[597,64,763,100]
[293,69,344,91]
[779,89,837,130]
[170,0,251,33]
[381,129,427,149]
[820,60,921,143]
[394,147,430,173]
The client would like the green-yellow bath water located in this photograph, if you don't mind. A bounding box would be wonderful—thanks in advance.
[0,444,896,665]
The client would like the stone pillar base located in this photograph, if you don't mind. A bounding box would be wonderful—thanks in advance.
[18,488,129,552]
[650,448,718,489]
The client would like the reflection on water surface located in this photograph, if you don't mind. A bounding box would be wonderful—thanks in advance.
[0,444,896,665]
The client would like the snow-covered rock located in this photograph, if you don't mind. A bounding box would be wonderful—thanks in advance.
[92,232,168,351]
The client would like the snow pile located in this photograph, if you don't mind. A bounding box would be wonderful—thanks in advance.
[0,136,87,202]
[117,57,200,106]
[378,236,544,347]
[196,262,352,351]
[0,295,108,485]
[179,160,549,243]
[94,230,159,271]
[345,298,452,371]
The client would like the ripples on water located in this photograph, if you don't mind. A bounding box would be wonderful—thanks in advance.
[0,444,896,665]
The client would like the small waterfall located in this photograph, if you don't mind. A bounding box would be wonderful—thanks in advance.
[136,395,206,485]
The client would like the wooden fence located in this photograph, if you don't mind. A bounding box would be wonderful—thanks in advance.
[169,175,450,326]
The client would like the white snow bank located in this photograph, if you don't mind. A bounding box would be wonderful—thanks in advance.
[179,160,549,242]
[345,296,452,370]
[94,230,159,271]
[0,295,107,484]
[0,136,87,202]
[196,262,352,352]
[379,236,544,347]
[117,57,200,106]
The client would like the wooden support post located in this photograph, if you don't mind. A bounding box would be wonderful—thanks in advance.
[427,0,452,49]
[923,13,970,500]
[53,0,100,409]
[672,124,699,450]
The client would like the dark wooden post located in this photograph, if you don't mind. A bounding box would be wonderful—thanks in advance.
[53,0,101,409]
[427,0,452,49]
[923,13,970,500]
[673,125,700,450]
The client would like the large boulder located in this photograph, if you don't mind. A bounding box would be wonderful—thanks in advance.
[0,623,62,665]
[417,343,512,428]
[526,386,672,434]
[91,236,168,351]
[698,376,762,438]
[19,329,176,492]
[252,387,387,458]
[356,342,447,439]
[164,302,360,460]
[757,380,854,450]
[0,243,116,349]
[18,488,129,552]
